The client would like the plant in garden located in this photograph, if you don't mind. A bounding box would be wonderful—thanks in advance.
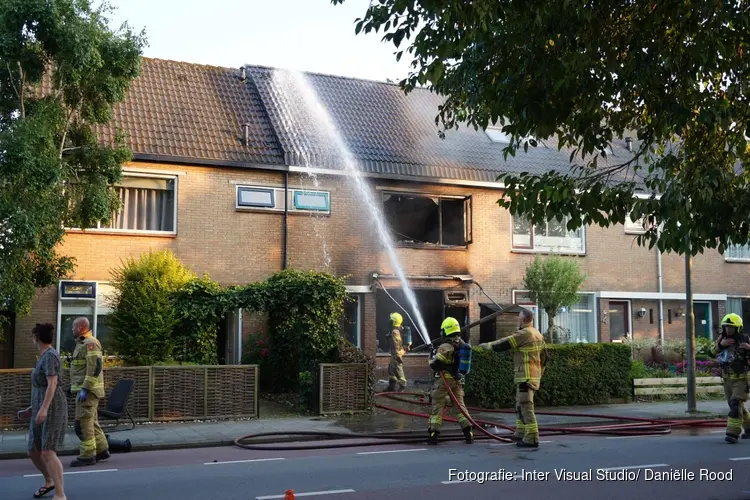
[108,249,195,365]
[241,332,272,389]
[522,255,586,343]
[0,0,145,321]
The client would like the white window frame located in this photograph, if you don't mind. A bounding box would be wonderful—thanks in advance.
[235,185,331,215]
[56,280,116,354]
[65,172,178,236]
[725,243,750,263]
[510,215,586,255]
[624,214,648,234]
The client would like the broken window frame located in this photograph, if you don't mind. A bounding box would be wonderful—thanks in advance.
[380,190,473,248]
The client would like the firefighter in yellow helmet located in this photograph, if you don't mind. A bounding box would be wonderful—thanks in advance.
[386,312,410,392]
[714,313,750,443]
[427,317,474,445]
[479,307,547,448]
[68,317,109,466]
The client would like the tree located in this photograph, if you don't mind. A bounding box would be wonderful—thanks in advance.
[0,0,146,318]
[522,255,586,343]
[331,0,750,258]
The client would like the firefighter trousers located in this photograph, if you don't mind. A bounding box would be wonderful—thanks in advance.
[388,356,406,388]
[515,383,539,445]
[428,375,471,431]
[74,393,109,459]
[723,375,750,438]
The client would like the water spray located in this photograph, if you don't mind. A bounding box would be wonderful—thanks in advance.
[373,276,429,345]
[281,69,430,343]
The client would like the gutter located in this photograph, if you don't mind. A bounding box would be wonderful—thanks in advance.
[656,226,664,344]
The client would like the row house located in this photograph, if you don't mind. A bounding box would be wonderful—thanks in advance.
[3,58,749,376]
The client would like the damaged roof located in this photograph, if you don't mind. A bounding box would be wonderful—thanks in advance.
[95,57,642,185]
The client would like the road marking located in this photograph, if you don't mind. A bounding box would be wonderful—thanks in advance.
[24,469,118,477]
[597,464,668,471]
[490,440,553,447]
[256,490,355,499]
[204,458,285,465]
[729,456,750,461]
[605,435,661,440]
[357,448,427,455]
[711,430,726,434]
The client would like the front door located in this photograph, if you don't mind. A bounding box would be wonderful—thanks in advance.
[694,302,711,339]
[609,301,630,341]
[0,313,15,369]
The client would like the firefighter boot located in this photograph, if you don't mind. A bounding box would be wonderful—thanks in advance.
[386,380,398,392]
[463,426,474,444]
[428,429,440,445]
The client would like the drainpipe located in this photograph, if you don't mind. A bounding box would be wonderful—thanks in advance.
[657,226,664,345]
[283,171,289,269]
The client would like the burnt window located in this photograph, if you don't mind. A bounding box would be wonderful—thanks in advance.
[382,192,473,247]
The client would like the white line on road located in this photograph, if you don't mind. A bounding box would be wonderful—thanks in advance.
[490,440,553,447]
[711,430,726,434]
[357,448,427,455]
[256,489,355,499]
[597,464,668,471]
[605,435,661,440]
[729,456,750,461]
[204,458,285,465]
[24,469,118,478]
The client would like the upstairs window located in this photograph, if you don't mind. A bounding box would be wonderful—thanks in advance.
[512,215,584,254]
[485,126,510,143]
[69,174,177,235]
[382,192,473,247]
[624,215,647,234]
[726,243,750,262]
[236,185,330,215]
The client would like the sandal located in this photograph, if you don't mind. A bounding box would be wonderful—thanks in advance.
[33,485,55,498]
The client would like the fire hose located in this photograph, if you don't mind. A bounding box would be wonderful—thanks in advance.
[234,371,727,451]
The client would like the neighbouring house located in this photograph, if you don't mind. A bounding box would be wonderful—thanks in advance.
[3,58,749,377]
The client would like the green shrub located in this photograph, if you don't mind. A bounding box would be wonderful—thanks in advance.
[297,370,314,411]
[108,250,196,365]
[241,332,272,390]
[464,343,632,407]
[630,360,649,380]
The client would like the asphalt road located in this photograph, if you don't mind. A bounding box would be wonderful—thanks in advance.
[2,428,750,500]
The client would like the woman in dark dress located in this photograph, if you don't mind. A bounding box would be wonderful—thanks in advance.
[18,323,68,499]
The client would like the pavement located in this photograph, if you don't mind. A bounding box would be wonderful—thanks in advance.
[0,396,729,460]
[2,427,749,499]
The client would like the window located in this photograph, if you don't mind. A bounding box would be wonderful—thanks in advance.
[511,215,584,253]
[69,174,177,234]
[341,294,361,348]
[236,185,331,215]
[382,192,473,247]
[485,126,510,143]
[726,243,750,261]
[513,290,597,343]
[624,215,647,234]
[57,281,116,355]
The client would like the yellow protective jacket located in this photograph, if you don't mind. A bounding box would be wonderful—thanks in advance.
[484,326,547,390]
[70,333,105,398]
[428,336,461,380]
[390,327,406,359]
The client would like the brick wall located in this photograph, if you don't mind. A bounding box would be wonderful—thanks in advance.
[12,160,750,367]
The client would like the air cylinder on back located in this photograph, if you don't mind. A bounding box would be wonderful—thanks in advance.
[458,343,472,376]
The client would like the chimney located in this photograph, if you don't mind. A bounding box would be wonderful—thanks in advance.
[625,137,632,152]
[242,123,250,146]
[240,66,246,81]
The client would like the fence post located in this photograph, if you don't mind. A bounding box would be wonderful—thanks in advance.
[254,364,260,418]
[203,366,209,418]
[148,366,155,421]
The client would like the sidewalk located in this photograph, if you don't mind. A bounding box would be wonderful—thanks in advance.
[0,399,728,460]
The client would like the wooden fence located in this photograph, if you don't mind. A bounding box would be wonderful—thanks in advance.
[0,365,259,427]
[315,363,369,415]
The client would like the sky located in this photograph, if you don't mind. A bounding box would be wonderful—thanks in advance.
[103,0,414,82]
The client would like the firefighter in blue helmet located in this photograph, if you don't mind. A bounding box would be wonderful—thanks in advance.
[715,313,750,443]
[427,317,474,445]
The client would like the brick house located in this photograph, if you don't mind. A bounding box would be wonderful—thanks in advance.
[3,58,749,376]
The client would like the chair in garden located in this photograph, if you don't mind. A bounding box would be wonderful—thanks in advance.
[98,379,136,432]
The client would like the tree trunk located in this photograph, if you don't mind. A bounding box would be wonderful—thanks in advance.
[547,313,555,343]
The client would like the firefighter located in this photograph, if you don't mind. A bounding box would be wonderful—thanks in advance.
[427,317,474,445]
[387,312,409,392]
[69,317,109,466]
[714,313,750,443]
[479,308,547,448]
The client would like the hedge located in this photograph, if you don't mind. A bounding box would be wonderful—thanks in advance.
[463,343,632,407]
